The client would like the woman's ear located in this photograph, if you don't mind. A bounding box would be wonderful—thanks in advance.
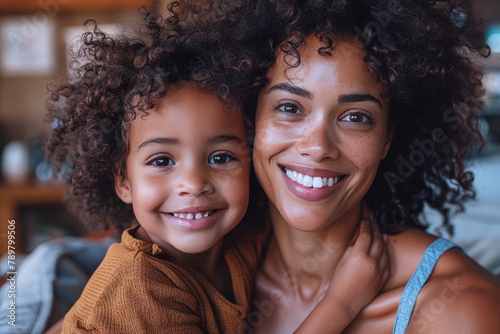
[114,168,132,204]
[382,123,396,159]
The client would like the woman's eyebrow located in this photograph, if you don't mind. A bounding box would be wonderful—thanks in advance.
[267,83,313,100]
[338,93,382,108]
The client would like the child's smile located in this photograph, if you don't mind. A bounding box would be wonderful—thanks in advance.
[115,83,250,255]
[162,207,224,231]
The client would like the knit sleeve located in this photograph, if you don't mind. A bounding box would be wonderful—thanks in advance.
[63,251,207,333]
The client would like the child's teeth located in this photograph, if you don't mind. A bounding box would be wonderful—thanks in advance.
[173,211,214,219]
[284,168,343,188]
[313,177,323,188]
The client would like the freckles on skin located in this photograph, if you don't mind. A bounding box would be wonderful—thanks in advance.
[349,133,387,165]
[253,36,393,231]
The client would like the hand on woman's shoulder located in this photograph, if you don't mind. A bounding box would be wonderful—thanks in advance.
[389,228,500,333]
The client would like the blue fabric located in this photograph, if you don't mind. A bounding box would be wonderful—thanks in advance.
[392,238,459,334]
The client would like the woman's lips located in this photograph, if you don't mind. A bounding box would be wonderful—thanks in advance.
[280,165,347,201]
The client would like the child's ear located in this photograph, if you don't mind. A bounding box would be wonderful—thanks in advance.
[114,168,132,204]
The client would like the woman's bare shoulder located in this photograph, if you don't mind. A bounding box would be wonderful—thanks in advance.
[388,228,500,333]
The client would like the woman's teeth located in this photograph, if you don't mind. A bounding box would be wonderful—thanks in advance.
[172,211,213,219]
[284,168,344,188]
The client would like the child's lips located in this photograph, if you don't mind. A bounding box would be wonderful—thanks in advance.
[170,210,215,220]
[160,206,224,230]
[160,208,225,231]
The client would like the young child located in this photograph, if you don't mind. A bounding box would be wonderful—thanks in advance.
[46,6,389,334]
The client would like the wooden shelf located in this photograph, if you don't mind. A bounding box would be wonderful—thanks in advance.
[0,0,155,14]
[0,183,64,257]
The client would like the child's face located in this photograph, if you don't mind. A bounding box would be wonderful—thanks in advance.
[115,84,250,254]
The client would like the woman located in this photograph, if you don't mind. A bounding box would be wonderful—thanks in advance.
[247,0,500,332]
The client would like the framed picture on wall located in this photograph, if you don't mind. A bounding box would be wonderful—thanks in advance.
[0,17,56,76]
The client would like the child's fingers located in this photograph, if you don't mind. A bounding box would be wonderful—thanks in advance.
[379,249,390,286]
[352,220,372,254]
[368,223,384,258]
[376,235,390,285]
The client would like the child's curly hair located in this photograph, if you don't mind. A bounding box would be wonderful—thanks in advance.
[47,0,491,237]
[244,0,490,235]
[45,2,263,233]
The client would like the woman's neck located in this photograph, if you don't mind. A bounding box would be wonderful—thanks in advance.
[267,202,363,291]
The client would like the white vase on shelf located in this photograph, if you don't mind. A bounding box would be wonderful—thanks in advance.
[1,141,30,185]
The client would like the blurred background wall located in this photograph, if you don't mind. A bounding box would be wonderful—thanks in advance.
[0,0,166,256]
[0,0,499,258]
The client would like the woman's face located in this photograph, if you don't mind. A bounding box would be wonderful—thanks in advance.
[253,36,393,231]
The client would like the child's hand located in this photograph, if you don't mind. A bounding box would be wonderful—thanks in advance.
[326,220,390,319]
[293,221,389,333]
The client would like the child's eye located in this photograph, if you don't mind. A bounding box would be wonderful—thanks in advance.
[148,155,175,167]
[274,102,303,115]
[339,111,374,125]
[209,152,236,164]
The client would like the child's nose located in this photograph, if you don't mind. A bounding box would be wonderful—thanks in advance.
[175,166,215,197]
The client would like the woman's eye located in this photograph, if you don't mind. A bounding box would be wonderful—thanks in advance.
[150,157,175,167]
[209,153,234,164]
[275,103,302,115]
[339,112,373,124]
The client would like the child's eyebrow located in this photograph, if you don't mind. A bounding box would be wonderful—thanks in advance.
[209,135,244,144]
[137,135,243,151]
[138,137,178,150]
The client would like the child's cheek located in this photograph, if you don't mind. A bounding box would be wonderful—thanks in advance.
[134,176,166,207]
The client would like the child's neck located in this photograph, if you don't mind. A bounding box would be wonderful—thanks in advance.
[135,226,234,301]
[166,238,235,302]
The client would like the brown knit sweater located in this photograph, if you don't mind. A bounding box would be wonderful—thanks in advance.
[62,225,266,333]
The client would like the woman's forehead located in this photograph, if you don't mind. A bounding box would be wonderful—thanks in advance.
[267,35,385,96]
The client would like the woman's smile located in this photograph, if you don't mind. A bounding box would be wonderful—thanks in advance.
[280,164,348,201]
[253,36,393,231]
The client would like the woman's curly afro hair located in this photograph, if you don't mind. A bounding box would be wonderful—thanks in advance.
[46,0,491,236]
[45,2,264,233]
[245,0,491,235]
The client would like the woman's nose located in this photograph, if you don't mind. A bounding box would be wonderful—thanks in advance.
[176,165,215,197]
[296,119,340,162]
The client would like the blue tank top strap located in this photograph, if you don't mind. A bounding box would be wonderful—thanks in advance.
[392,238,459,334]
